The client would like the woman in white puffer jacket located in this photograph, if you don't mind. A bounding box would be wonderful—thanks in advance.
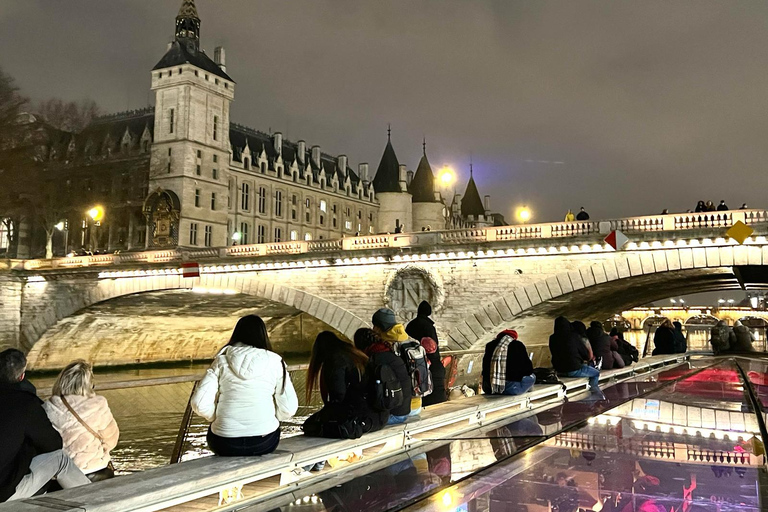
[43,361,119,478]
[192,315,299,456]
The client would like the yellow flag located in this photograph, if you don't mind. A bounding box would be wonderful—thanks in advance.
[726,221,754,244]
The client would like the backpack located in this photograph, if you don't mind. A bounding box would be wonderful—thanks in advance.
[367,356,404,412]
[617,339,639,363]
[533,367,561,385]
[398,340,433,398]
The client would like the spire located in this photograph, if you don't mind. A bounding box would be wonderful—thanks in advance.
[372,134,403,194]
[175,0,201,52]
[387,124,391,142]
[461,167,485,218]
[410,147,437,203]
[422,137,426,155]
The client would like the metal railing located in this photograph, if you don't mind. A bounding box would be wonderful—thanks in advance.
[10,208,768,271]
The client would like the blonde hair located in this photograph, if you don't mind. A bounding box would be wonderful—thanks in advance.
[53,360,95,397]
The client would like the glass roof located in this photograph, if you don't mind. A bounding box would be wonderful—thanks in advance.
[262,357,768,512]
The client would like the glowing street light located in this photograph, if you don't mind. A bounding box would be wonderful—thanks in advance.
[438,166,455,187]
[516,206,532,224]
[87,206,105,222]
[231,232,242,245]
[54,221,65,231]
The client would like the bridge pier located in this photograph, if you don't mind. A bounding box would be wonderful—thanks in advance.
[0,273,22,352]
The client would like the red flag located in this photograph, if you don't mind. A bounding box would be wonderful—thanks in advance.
[603,230,628,251]
[181,262,200,278]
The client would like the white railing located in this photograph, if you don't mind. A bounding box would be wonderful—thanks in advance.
[11,209,768,271]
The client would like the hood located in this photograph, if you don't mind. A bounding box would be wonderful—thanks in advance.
[571,321,587,337]
[417,301,432,317]
[223,344,271,380]
[586,324,604,341]
[673,321,683,331]
[553,316,571,335]
[589,321,603,330]
[380,324,409,343]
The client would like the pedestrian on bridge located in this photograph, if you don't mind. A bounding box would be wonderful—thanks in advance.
[705,200,716,212]
[717,200,729,211]
[695,200,706,212]
[191,315,298,456]
[564,210,575,222]
[576,207,590,221]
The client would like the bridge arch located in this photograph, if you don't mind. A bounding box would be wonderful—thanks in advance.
[448,243,762,349]
[20,273,366,358]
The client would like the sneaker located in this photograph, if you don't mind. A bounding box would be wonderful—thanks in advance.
[594,357,603,371]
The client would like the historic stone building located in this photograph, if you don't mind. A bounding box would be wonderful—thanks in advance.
[2,0,500,258]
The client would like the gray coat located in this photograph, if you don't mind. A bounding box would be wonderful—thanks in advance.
[732,323,755,352]
[710,321,735,355]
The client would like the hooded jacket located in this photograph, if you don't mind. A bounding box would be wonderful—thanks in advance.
[192,344,298,438]
[43,394,119,474]
[672,321,687,353]
[652,324,675,355]
[0,381,62,502]
[710,321,734,355]
[549,317,591,373]
[405,302,446,406]
[731,321,755,352]
[586,322,615,370]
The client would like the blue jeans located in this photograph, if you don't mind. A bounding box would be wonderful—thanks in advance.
[502,374,536,395]
[563,365,600,390]
[387,407,422,425]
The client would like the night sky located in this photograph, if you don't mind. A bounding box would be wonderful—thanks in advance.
[2,1,768,224]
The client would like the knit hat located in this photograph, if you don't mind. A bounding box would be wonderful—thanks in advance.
[500,329,518,340]
[372,308,397,331]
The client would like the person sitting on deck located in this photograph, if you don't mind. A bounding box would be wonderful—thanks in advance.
[43,360,119,481]
[0,349,91,502]
[549,317,600,391]
[652,319,676,356]
[191,315,298,456]
[481,330,536,396]
[372,308,424,421]
[303,332,389,439]
[586,322,624,370]
[732,320,756,353]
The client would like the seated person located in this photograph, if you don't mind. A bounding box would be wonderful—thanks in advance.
[43,360,120,480]
[482,330,535,395]
[586,321,624,370]
[0,349,90,502]
[303,332,388,439]
[192,315,298,456]
[549,317,600,391]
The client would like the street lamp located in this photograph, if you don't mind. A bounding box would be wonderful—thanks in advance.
[517,206,532,224]
[438,166,455,188]
[87,206,105,223]
[232,232,241,245]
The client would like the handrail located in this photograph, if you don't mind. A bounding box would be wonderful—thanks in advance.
[12,209,768,271]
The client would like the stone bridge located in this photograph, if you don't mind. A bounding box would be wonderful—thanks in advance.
[3,209,768,370]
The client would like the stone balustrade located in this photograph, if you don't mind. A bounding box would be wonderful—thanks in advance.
[9,209,768,271]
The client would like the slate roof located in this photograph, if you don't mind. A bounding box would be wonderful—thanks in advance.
[153,41,233,82]
[177,0,199,19]
[409,153,437,203]
[461,172,486,217]
[372,139,403,193]
[229,124,361,188]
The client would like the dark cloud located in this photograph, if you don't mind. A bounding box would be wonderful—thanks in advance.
[2,0,767,222]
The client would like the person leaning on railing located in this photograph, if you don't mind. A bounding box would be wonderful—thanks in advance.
[191,315,298,456]
[43,360,119,481]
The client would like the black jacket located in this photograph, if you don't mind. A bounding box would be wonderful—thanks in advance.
[482,337,534,394]
[549,317,591,373]
[586,323,615,369]
[406,312,446,406]
[672,322,687,353]
[576,211,590,220]
[652,326,676,355]
[367,348,413,417]
[0,382,62,502]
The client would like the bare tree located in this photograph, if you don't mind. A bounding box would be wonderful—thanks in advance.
[36,98,101,132]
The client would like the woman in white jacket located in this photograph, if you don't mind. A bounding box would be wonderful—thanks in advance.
[43,360,119,480]
[192,315,299,456]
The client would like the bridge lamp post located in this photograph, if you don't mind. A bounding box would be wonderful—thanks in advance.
[231,231,241,246]
[86,206,105,252]
[55,221,68,257]
[516,206,532,224]
[438,166,455,227]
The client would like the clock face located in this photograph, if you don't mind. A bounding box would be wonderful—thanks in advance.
[158,221,170,236]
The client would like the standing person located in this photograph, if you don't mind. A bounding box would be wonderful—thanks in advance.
[705,200,716,212]
[740,203,748,209]
[0,349,90,502]
[716,200,729,211]
[405,301,446,406]
[731,321,755,352]
[353,328,411,424]
[672,321,687,354]
[564,210,575,222]
[482,330,535,395]
[43,361,119,480]
[710,320,734,355]
[695,200,706,212]
[303,332,387,438]
[372,308,424,418]
[575,207,590,220]
[549,317,600,391]
[586,322,616,370]
[192,315,298,455]
[652,320,676,355]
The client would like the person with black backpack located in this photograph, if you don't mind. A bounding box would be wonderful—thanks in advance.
[353,329,411,424]
[302,332,388,439]
[372,308,432,422]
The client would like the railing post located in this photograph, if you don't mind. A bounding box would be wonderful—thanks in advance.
[341,237,354,251]
[540,224,552,238]
[485,228,497,242]
[732,210,747,225]
[662,216,675,230]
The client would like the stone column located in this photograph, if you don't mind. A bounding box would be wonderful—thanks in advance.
[0,274,22,351]
[127,214,135,251]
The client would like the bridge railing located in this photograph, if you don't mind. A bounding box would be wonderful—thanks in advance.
[14,209,768,271]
